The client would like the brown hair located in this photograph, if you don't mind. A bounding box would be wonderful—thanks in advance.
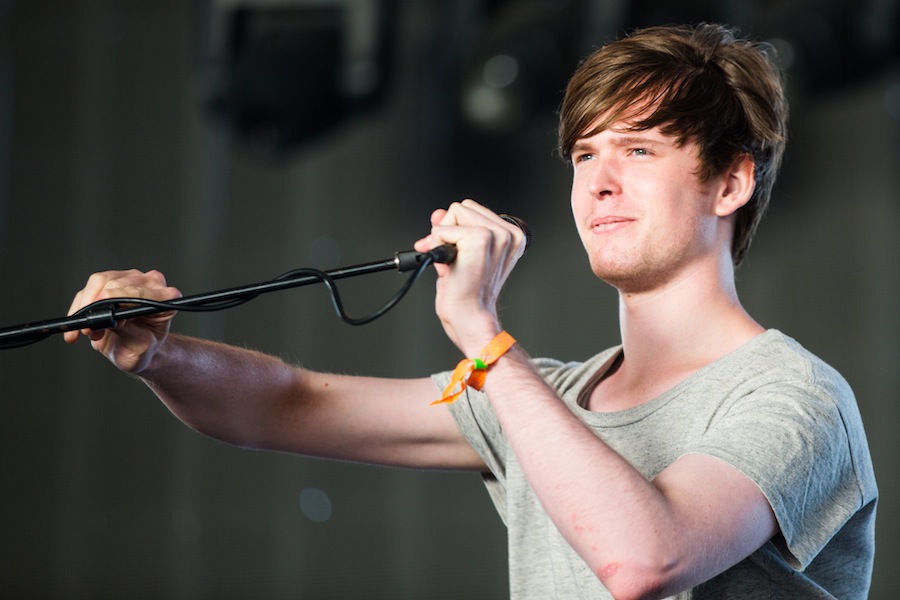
[558,23,788,265]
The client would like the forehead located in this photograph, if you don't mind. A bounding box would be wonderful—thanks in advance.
[577,96,668,140]
[575,121,677,146]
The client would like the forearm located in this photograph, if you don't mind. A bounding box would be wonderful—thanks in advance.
[135,334,481,469]
[65,269,482,469]
[482,348,693,597]
[137,334,306,450]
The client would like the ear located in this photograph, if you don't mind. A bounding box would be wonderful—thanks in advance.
[714,154,756,217]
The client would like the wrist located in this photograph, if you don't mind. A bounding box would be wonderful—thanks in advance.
[449,313,503,358]
[433,330,517,405]
[132,332,178,378]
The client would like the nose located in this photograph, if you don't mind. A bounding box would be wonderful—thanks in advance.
[585,157,621,199]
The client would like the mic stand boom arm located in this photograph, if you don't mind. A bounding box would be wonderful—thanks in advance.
[0,246,454,350]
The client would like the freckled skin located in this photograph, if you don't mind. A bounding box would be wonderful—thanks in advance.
[571,512,595,533]
[598,562,620,579]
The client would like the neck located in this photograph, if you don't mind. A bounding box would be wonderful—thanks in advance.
[615,253,763,380]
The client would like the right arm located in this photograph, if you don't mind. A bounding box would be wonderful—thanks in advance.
[64,270,485,471]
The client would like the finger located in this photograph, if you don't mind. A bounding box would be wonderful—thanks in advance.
[98,269,166,298]
[430,208,448,227]
[414,208,447,251]
[90,270,180,306]
[458,198,497,221]
[415,200,523,261]
[438,201,521,256]
[64,270,181,343]
[67,271,115,317]
[413,203,492,263]
[456,200,526,255]
[65,273,120,343]
[67,269,147,315]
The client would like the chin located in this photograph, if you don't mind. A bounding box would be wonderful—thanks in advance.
[590,257,672,295]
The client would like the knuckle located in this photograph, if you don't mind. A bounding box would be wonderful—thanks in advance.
[145,269,167,285]
[85,271,110,287]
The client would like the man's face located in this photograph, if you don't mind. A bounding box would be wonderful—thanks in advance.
[569,122,727,294]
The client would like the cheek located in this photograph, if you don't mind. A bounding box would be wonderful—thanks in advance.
[571,195,596,243]
[570,203,588,248]
[570,187,587,224]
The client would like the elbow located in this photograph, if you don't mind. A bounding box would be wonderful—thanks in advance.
[593,557,682,600]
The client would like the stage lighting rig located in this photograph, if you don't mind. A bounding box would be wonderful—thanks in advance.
[204,0,396,156]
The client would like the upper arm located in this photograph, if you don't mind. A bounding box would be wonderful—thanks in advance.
[267,370,487,471]
[652,453,779,588]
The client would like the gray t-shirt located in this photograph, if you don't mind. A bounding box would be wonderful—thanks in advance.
[436,330,877,599]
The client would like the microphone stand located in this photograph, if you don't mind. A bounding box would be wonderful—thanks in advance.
[0,246,455,350]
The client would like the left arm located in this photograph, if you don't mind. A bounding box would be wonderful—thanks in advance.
[480,350,777,599]
[415,200,777,600]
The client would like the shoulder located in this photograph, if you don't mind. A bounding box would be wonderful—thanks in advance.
[706,330,859,423]
[695,330,878,569]
[740,330,855,393]
[706,330,870,470]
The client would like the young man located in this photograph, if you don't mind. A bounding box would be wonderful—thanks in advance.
[66,24,876,599]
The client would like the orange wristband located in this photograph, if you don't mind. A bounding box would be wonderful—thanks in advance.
[432,331,516,405]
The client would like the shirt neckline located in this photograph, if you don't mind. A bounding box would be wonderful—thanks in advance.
[571,329,781,426]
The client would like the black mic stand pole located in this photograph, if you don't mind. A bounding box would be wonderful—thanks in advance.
[0,246,456,350]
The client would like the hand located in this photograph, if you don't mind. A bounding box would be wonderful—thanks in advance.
[413,200,526,354]
[64,269,182,373]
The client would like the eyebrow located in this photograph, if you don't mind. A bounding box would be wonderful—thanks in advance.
[570,142,592,153]
[571,135,669,153]
[608,135,667,147]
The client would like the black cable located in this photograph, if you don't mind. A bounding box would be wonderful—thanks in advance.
[63,253,434,330]
[270,255,433,326]
[0,249,441,350]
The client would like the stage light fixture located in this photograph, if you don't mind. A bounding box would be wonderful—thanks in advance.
[204,0,395,156]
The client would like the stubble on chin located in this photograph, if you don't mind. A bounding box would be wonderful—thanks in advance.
[588,246,676,295]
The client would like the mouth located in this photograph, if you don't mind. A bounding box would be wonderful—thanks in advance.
[590,216,635,233]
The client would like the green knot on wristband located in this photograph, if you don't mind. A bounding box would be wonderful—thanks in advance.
[471,358,488,370]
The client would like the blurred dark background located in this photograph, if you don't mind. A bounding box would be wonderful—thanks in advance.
[0,1,897,598]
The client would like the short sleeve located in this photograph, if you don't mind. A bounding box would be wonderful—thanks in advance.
[692,375,871,569]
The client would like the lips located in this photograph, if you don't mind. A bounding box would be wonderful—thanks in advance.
[590,215,635,233]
